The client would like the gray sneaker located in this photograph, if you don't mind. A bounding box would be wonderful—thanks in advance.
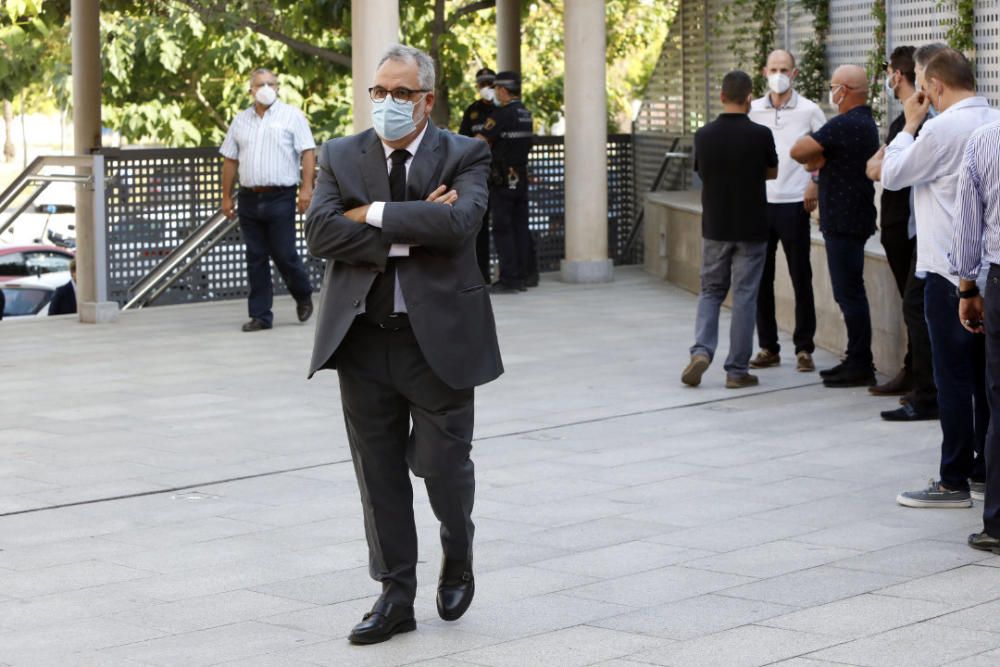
[897,479,972,508]
[970,481,986,502]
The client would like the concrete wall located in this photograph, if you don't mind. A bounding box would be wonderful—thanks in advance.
[645,191,906,374]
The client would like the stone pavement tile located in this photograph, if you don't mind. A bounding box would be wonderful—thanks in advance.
[946,648,1000,666]
[210,654,320,667]
[249,566,378,606]
[0,559,153,598]
[221,495,360,528]
[475,496,638,529]
[592,593,793,640]
[683,541,861,579]
[106,589,317,634]
[768,660,865,666]
[931,599,1000,634]
[793,518,947,552]
[572,458,709,487]
[449,625,670,667]
[479,460,601,487]
[511,517,680,553]
[744,494,898,530]
[471,539,571,573]
[619,495,780,529]
[805,623,1000,666]
[532,541,712,579]
[0,509,140,549]
[876,564,1000,604]
[478,477,623,506]
[197,475,342,507]
[263,596,385,640]
[761,593,960,640]
[829,539,993,579]
[0,584,164,634]
[284,624,502,667]
[418,565,597,608]
[99,532,294,574]
[649,516,814,553]
[0,535,147,571]
[421,592,632,641]
[99,516,269,549]
[98,620,329,667]
[562,566,755,608]
[0,616,166,664]
[629,624,838,667]
[719,566,905,608]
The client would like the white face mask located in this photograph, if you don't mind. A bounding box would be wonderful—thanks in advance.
[255,84,277,107]
[767,73,791,95]
[479,87,495,102]
[829,87,842,108]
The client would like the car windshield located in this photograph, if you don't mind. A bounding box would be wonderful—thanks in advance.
[2,287,51,316]
[25,252,71,275]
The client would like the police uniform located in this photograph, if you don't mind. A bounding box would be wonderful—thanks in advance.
[479,71,536,291]
[460,69,497,283]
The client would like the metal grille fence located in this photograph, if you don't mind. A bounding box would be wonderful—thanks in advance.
[100,138,637,307]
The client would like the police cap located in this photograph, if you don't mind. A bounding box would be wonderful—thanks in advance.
[494,70,521,93]
[475,68,496,85]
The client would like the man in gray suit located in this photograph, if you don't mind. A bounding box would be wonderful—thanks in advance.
[305,44,503,645]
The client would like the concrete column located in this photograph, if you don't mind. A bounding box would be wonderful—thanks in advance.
[496,0,521,72]
[72,0,116,322]
[352,0,400,132]
[561,0,612,283]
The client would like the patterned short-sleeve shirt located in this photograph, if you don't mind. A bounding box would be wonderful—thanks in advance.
[811,105,879,237]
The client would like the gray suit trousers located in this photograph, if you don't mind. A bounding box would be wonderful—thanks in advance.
[335,319,476,605]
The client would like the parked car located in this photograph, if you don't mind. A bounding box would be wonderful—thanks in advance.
[0,245,75,283]
[1,271,71,317]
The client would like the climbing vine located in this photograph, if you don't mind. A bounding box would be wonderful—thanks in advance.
[944,0,976,55]
[867,0,887,121]
[718,0,778,97]
[796,0,829,103]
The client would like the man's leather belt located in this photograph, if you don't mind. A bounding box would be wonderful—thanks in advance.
[245,185,295,193]
[359,313,411,331]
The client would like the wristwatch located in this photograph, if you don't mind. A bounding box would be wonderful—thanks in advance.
[958,285,980,299]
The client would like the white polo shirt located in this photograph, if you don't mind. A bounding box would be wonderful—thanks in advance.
[749,91,827,204]
[219,100,315,188]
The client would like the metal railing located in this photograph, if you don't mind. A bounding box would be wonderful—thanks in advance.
[0,155,94,240]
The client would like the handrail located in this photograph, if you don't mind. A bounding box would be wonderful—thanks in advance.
[0,155,95,240]
[122,209,239,310]
[621,140,691,257]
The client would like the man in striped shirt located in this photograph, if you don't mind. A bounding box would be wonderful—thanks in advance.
[220,68,316,332]
[952,118,1000,553]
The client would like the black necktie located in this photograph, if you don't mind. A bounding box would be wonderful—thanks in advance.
[366,149,410,324]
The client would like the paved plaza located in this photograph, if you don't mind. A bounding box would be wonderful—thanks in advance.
[2,267,1000,666]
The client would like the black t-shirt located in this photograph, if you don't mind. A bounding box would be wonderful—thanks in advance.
[693,113,778,243]
[812,105,879,238]
[880,112,920,237]
[459,99,495,137]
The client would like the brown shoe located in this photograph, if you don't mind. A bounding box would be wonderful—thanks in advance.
[681,354,710,387]
[749,349,780,369]
[726,373,760,389]
[869,368,913,396]
[796,351,815,372]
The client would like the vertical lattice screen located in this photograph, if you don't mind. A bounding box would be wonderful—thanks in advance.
[976,0,1000,107]
[706,0,752,119]
[887,1,956,119]
[682,0,708,133]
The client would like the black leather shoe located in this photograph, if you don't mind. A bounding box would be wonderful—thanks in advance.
[525,273,540,288]
[437,558,474,621]
[490,282,520,295]
[823,365,877,388]
[869,368,913,396]
[820,361,847,378]
[968,532,1000,553]
[296,297,314,323]
[241,318,272,332]
[348,600,416,645]
[881,402,939,422]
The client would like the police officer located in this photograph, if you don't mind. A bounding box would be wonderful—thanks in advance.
[460,68,497,283]
[477,70,537,294]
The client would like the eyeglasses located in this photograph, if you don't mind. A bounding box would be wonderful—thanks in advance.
[369,86,431,103]
[252,82,278,89]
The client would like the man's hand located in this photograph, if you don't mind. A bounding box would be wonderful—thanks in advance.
[426,184,458,206]
[960,294,986,334]
[866,146,886,182]
[344,205,371,223]
[804,181,819,213]
[903,90,930,135]
[222,195,236,220]
[297,187,313,214]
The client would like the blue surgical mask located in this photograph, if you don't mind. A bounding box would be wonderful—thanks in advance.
[371,96,424,141]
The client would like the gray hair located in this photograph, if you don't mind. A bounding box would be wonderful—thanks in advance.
[914,43,948,67]
[377,44,436,91]
[248,68,277,88]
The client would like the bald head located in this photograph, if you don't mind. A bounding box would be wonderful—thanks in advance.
[765,50,796,71]
[831,65,869,111]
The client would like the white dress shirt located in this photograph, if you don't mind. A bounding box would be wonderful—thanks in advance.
[882,96,1000,286]
[363,123,429,312]
[219,100,315,187]
[749,90,827,204]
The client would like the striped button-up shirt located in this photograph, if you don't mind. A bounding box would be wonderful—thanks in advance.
[951,120,1000,281]
[219,101,315,187]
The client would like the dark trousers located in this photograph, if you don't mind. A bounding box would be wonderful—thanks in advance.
[882,228,916,373]
[476,207,492,284]
[982,266,1000,535]
[756,203,816,355]
[491,185,536,287]
[335,321,476,605]
[901,250,938,411]
[237,188,312,326]
[823,233,873,367]
[924,272,987,491]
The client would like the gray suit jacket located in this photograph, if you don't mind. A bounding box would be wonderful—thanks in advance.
[305,122,504,389]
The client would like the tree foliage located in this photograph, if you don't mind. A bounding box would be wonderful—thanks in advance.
[5,0,673,146]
